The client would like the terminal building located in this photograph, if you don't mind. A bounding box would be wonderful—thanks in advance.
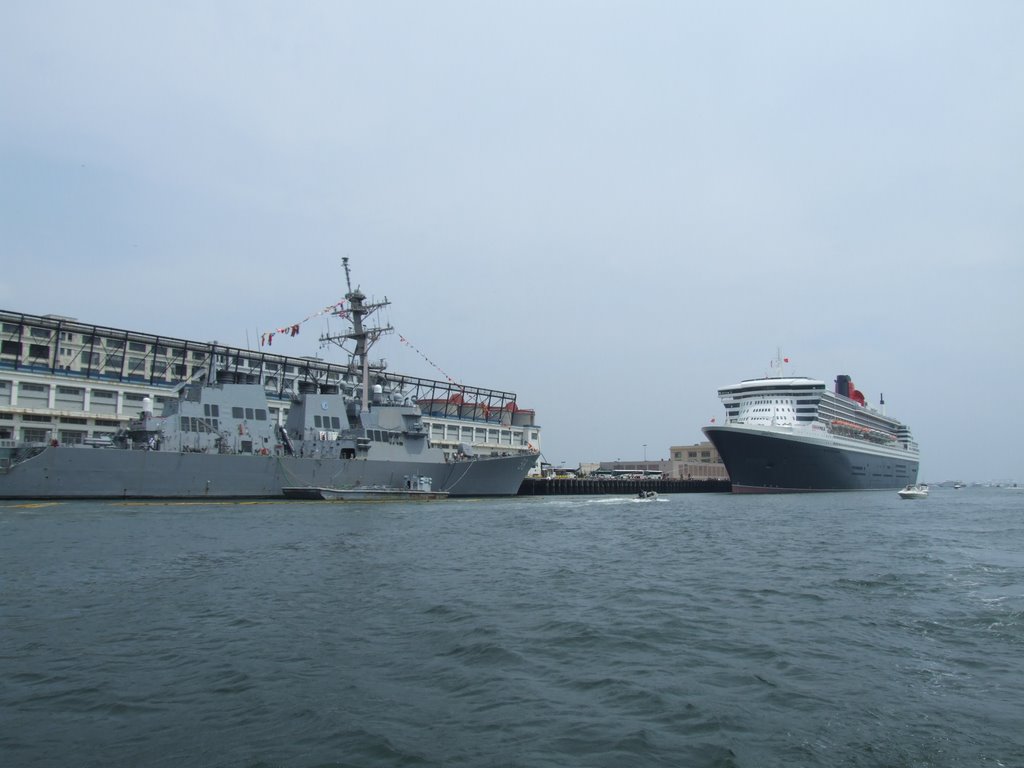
[584,441,729,481]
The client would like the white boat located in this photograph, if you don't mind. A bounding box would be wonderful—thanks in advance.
[897,483,929,499]
[636,490,658,500]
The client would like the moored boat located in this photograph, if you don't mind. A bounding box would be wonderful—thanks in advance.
[0,262,537,499]
[282,486,449,502]
[704,359,920,493]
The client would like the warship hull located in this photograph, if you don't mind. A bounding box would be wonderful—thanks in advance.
[0,447,536,499]
[704,425,919,493]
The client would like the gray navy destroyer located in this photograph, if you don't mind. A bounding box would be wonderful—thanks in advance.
[703,363,920,493]
[0,263,537,499]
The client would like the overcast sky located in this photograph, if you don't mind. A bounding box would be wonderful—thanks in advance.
[2,2,1022,482]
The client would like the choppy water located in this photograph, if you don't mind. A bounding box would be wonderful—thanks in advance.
[2,488,1023,767]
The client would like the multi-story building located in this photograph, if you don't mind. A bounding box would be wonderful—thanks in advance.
[669,441,728,480]
[592,441,728,480]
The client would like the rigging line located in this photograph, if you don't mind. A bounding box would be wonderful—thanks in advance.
[260,300,347,347]
[276,455,300,487]
[395,330,462,386]
[442,460,476,491]
[327,461,359,489]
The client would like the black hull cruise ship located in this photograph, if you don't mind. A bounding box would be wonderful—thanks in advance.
[703,369,920,493]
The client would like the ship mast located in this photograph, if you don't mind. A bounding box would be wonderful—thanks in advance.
[320,257,393,413]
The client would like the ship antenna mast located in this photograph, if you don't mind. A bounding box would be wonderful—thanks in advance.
[320,259,392,413]
[342,256,353,294]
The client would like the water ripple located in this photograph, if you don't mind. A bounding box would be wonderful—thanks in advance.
[2,491,1024,766]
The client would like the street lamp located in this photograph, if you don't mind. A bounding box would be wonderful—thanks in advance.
[643,444,647,463]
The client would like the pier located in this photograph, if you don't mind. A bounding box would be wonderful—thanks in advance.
[518,477,731,496]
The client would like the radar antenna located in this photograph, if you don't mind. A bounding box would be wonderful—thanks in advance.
[342,256,353,293]
[320,260,392,413]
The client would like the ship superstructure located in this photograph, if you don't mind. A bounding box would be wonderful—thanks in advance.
[0,262,540,498]
[703,368,919,493]
[0,326,539,462]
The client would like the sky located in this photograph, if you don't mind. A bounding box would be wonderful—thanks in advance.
[2,1,1022,482]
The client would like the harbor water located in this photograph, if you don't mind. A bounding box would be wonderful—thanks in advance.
[2,489,1023,767]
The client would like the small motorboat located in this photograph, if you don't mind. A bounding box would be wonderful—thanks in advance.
[636,490,658,500]
[897,483,929,499]
[283,474,448,501]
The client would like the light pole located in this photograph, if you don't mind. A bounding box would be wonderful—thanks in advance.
[643,444,647,463]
